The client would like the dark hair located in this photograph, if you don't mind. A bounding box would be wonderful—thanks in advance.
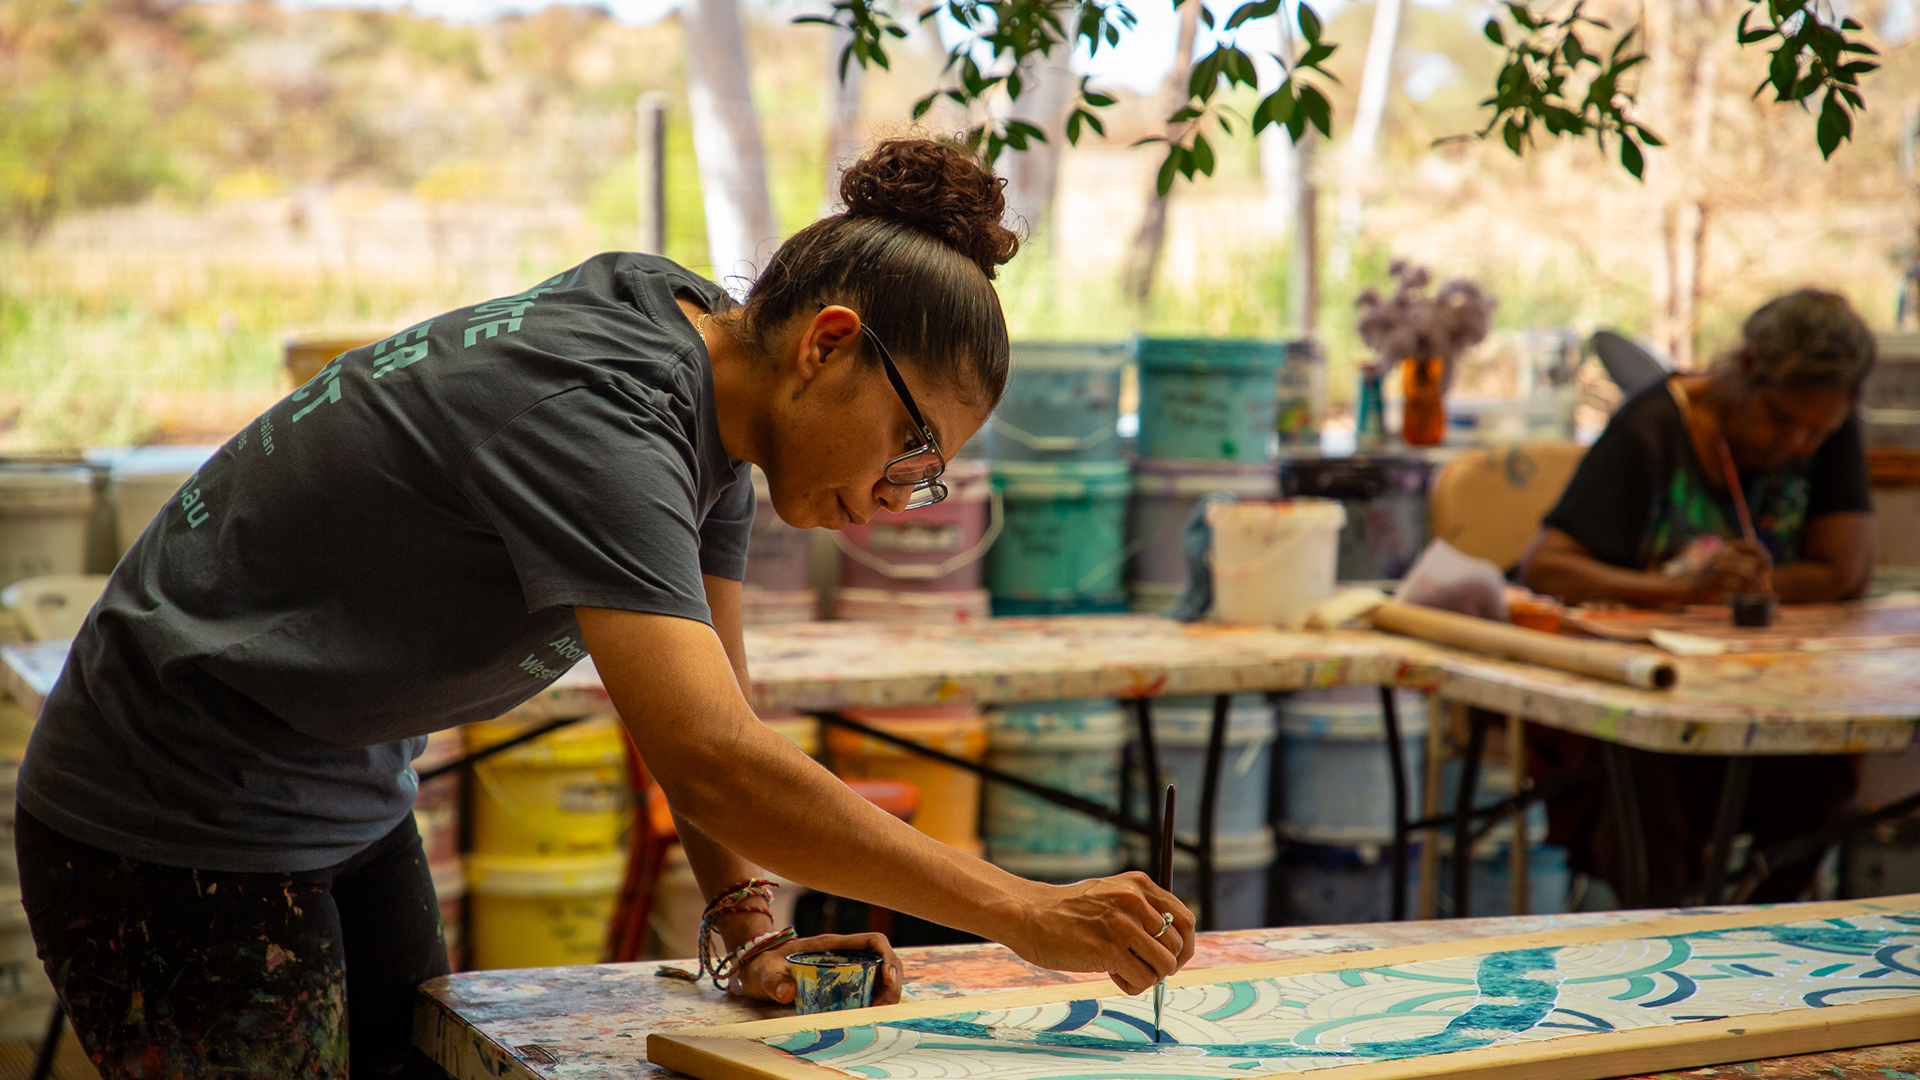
[728,139,1019,411]
[1717,288,1877,397]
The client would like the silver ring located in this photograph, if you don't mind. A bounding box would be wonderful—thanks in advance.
[1152,912,1175,939]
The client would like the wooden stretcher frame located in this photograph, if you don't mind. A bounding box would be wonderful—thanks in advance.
[649,896,1920,1080]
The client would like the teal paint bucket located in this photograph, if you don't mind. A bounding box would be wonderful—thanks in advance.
[986,342,1129,463]
[1136,337,1285,463]
[985,462,1131,609]
[984,700,1126,860]
[990,594,1130,617]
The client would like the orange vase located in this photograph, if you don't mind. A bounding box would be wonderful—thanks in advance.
[1400,357,1447,447]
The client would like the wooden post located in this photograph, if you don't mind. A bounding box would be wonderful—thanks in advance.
[1417,695,1451,919]
[635,92,669,256]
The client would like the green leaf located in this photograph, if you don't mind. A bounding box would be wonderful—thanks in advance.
[1841,16,1862,28]
[1191,132,1215,174]
[1620,135,1644,178]
[1225,0,1280,30]
[1816,91,1849,156]
[1300,84,1332,136]
[1484,19,1506,45]
[912,94,937,120]
[1297,2,1322,42]
[1066,110,1084,144]
[1084,90,1116,107]
[1156,149,1180,195]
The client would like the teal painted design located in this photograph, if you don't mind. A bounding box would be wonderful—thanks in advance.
[764,911,1920,1078]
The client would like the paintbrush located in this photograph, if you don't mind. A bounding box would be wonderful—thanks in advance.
[1716,437,1773,597]
[1154,783,1174,1044]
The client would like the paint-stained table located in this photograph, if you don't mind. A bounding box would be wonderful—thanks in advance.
[414,905,1920,1079]
[506,607,1920,755]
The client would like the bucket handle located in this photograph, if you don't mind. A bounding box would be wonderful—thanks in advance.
[831,489,1005,581]
[1206,521,1328,580]
[991,418,1117,453]
[1073,536,1146,594]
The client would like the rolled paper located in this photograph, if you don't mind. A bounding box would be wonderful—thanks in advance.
[1368,601,1678,690]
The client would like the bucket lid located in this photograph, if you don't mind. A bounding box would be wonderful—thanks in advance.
[986,701,1128,750]
[1281,688,1428,739]
[465,851,626,896]
[992,460,1132,499]
[0,464,93,512]
[989,846,1124,880]
[1149,696,1277,745]
[464,713,627,766]
[1135,337,1285,373]
[1205,497,1347,528]
[1009,341,1131,371]
[1131,458,1279,498]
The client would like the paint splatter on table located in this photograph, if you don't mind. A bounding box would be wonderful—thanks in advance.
[1573,596,1920,653]
[721,611,1920,754]
[414,906,1920,1080]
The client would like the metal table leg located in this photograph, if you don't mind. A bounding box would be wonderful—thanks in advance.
[30,1004,63,1080]
[1380,687,1410,921]
[1195,695,1231,932]
[1700,757,1753,905]
[1602,742,1649,907]
[1451,709,1491,918]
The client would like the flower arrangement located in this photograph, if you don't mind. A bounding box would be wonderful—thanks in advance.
[1354,261,1498,382]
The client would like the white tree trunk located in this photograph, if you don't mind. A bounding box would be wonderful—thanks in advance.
[1328,0,1401,273]
[819,26,866,217]
[682,0,778,286]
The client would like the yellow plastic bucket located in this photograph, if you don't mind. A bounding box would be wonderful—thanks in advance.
[828,706,987,855]
[466,852,623,970]
[466,714,630,857]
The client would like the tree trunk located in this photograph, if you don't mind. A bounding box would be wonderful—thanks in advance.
[998,51,1075,248]
[818,25,866,217]
[1646,0,1720,367]
[1329,0,1402,272]
[682,0,779,284]
[1122,0,1202,304]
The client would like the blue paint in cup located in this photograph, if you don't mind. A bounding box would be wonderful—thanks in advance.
[789,949,883,1014]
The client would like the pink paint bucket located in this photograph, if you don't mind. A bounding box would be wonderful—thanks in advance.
[831,587,992,626]
[833,461,997,593]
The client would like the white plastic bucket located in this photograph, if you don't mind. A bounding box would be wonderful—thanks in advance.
[1280,686,1427,844]
[104,446,218,558]
[1147,695,1277,840]
[0,465,93,590]
[1206,499,1345,627]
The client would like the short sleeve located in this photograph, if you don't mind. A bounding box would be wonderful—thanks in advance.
[458,384,714,624]
[1805,412,1872,518]
[698,462,754,581]
[1540,396,1668,569]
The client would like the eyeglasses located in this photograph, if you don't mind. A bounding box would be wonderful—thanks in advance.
[861,323,948,510]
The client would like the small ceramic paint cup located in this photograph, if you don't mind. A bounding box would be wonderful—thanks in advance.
[788,949,884,1014]
[1730,592,1774,628]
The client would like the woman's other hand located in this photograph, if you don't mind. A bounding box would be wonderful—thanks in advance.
[1004,872,1196,996]
[1685,538,1773,602]
[736,932,904,1006]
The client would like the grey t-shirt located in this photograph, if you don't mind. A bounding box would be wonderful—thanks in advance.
[19,253,753,872]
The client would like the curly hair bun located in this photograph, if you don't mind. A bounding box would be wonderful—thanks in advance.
[840,139,1020,280]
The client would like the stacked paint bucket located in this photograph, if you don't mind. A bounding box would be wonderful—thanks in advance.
[1129,338,1284,613]
[983,343,1132,615]
[832,460,995,625]
[827,705,988,856]
[743,467,820,626]
[1277,687,1428,924]
[982,700,1129,883]
[463,713,631,969]
[1131,695,1281,929]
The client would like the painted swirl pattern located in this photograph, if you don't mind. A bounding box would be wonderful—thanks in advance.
[761,912,1920,1078]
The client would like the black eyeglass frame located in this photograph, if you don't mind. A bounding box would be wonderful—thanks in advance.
[860,323,949,510]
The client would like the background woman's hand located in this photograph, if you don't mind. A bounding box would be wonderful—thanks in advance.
[1686,538,1772,602]
[735,932,903,1007]
[1004,872,1196,995]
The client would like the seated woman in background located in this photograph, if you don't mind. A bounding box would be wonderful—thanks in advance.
[1517,288,1877,905]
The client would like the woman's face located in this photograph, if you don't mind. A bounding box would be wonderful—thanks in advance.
[1725,382,1852,471]
[759,308,990,530]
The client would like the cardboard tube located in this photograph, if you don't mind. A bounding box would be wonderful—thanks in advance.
[1369,601,1677,690]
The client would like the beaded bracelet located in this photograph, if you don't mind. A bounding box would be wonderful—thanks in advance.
[701,926,798,990]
